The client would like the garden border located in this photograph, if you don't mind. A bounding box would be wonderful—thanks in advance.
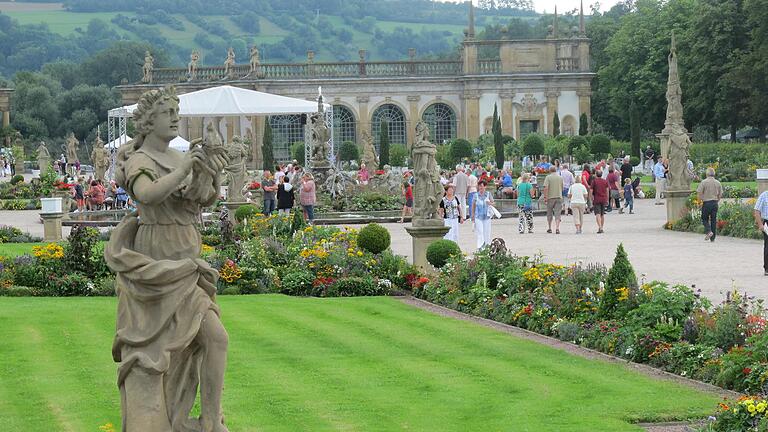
[399,296,741,400]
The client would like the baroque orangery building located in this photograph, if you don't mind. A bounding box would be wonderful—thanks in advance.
[117,3,594,166]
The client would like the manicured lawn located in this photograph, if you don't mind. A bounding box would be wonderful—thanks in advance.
[0,295,720,431]
[0,242,47,257]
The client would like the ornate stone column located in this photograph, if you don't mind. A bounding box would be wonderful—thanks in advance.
[546,90,560,135]
[356,95,370,144]
[407,95,421,143]
[500,91,515,136]
[461,91,481,141]
[251,116,264,169]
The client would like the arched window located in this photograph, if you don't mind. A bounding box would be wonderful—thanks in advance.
[333,105,356,145]
[371,103,406,150]
[422,103,456,144]
[269,114,304,163]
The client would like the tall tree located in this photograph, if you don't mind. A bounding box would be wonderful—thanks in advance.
[579,113,589,136]
[629,100,640,157]
[378,121,390,166]
[492,104,504,168]
[262,119,274,170]
[552,111,560,137]
[744,0,768,142]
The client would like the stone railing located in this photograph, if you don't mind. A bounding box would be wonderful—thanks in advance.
[477,60,501,74]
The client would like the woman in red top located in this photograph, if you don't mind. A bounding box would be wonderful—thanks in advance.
[581,165,592,214]
[87,179,106,210]
[399,181,413,223]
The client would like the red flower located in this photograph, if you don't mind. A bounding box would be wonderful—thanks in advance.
[248,181,261,190]
[375,170,385,175]
[743,367,752,375]
[523,305,533,315]
[717,220,727,230]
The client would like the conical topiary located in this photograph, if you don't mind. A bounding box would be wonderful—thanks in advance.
[600,243,637,318]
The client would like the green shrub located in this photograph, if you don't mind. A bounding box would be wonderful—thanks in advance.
[280,270,314,296]
[0,199,29,210]
[350,192,401,211]
[338,141,359,162]
[63,225,103,278]
[357,223,390,254]
[600,244,637,318]
[522,133,545,156]
[291,141,305,164]
[234,204,260,222]
[13,263,49,289]
[554,320,581,343]
[326,276,379,297]
[629,156,640,166]
[574,145,592,164]
[426,239,461,269]
[221,286,241,295]
[389,143,407,167]
[589,134,611,156]
[10,175,24,185]
[568,135,587,154]
[0,286,35,297]
[45,272,95,296]
[449,138,473,163]
[0,225,24,243]
[94,277,116,296]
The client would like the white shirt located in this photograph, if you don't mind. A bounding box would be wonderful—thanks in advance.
[467,174,478,193]
[568,183,589,204]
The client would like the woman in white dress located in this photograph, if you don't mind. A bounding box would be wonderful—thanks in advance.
[439,185,462,242]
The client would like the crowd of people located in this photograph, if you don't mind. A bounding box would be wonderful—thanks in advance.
[249,161,317,225]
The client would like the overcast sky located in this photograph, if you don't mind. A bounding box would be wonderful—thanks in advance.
[438,0,622,14]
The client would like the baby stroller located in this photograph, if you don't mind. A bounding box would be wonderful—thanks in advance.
[632,176,643,198]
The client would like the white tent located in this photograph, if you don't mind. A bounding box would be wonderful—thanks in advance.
[170,136,190,152]
[107,134,132,149]
[108,85,330,118]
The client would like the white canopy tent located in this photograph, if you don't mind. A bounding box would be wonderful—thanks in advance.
[107,134,132,149]
[106,85,334,178]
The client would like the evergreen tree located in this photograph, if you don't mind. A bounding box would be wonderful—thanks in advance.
[492,104,504,169]
[579,113,589,136]
[600,243,638,319]
[629,100,640,158]
[262,119,274,170]
[378,121,390,166]
[552,111,560,137]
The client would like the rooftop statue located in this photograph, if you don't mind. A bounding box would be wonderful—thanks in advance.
[188,50,200,81]
[142,50,154,84]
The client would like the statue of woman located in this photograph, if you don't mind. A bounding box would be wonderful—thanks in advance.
[105,87,230,432]
[310,112,330,166]
[360,130,378,173]
[667,125,692,191]
[224,135,249,201]
[409,121,443,225]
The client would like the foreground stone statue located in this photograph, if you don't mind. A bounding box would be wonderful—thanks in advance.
[90,134,110,182]
[409,121,443,227]
[105,87,230,432]
[224,135,249,201]
[37,142,51,174]
[360,130,378,174]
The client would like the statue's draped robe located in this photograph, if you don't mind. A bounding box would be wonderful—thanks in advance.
[105,149,219,431]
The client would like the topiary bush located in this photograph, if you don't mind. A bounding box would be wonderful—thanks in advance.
[291,141,305,164]
[449,138,473,163]
[357,223,390,254]
[234,204,260,222]
[326,276,380,297]
[389,143,408,167]
[338,140,359,162]
[589,134,611,156]
[10,175,24,185]
[569,135,588,154]
[600,243,637,319]
[426,239,461,269]
[522,133,545,156]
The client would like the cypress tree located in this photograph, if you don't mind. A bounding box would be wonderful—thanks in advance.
[262,118,275,170]
[492,104,504,168]
[579,113,589,136]
[378,121,390,166]
[553,112,560,137]
[630,101,641,158]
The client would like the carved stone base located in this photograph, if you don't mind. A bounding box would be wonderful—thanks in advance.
[310,165,332,186]
[40,212,64,242]
[222,201,250,225]
[405,225,450,273]
[665,189,693,225]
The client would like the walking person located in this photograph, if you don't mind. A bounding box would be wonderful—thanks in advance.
[452,165,469,220]
[542,166,564,234]
[467,169,478,217]
[399,181,413,223]
[590,169,610,233]
[276,175,295,216]
[697,167,723,242]
[261,170,277,215]
[300,172,316,224]
[439,185,462,242]
[620,156,633,186]
[623,178,635,214]
[517,172,535,234]
[644,145,656,172]
[754,190,768,276]
[471,180,494,249]
[560,163,574,215]
[653,158,666,205]
[607,166,621,212]
[568,176,589,234]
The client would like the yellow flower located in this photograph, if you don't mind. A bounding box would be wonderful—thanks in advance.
[357,251,363,257]
[748,404,757,414]
[201,244,214,254]
[32,243,64,260]
[616,287,629,302]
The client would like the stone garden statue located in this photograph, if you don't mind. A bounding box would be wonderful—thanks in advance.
[90,134,110,182]
[662,32,693,192]
[188,50,200,80]
[408,120,443,226]
[309,111,331,168]
[224,47,236,79]
[360,130,378,174]
[105,87,230,432]
[224,135,249,202]
[323,167,356,201]
[249,46,260,74]
[142,50,154,84]
[37,142,51,174]
[66,132,79,176]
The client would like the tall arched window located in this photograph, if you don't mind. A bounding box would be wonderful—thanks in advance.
[333,105,356,144]
[269,114,304,163]
[371,103,407,151]
[422,103,456,144]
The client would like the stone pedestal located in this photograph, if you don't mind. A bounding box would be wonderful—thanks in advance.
[405,224,450,273]
[222,201,249,225]
[310,164,332,186]
[666,189,693,225]
[51,190,73,220]
[40,212,64,242]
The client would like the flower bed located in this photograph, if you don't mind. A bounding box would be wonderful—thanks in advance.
[412,244,768,398]
[668,196,762,240]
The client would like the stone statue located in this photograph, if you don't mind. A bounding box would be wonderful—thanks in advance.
[662,31,693,192]
[360,130,378,174]
[224,135,249,202]
[309,111,331,167]
[37,142,51,174]
[322,167,356,201]
[142,51,154,84]
[66,132,78,176]
[224,47,236,79]
[249,46,260,74]
[105,87,230,432]
[90,134,110,182]
[408,121,443,226]
[188,50,200,80]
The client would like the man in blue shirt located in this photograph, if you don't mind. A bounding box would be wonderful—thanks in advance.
[754,190,768,276]
[653,159,666,205]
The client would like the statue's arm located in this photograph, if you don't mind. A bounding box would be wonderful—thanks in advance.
[131,154,197,206]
